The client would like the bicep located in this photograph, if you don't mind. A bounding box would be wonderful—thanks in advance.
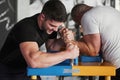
[19,42,40,65]
[45,39,54,50]
[46,39,65,51]
[83,33,101,54]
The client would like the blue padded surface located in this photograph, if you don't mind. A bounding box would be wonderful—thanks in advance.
[80,55,101,62]
[27,51,101,76]
[27,64,72,76]
[27,50,76,76]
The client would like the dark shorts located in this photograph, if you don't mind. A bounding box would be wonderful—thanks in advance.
[0,63,41,80]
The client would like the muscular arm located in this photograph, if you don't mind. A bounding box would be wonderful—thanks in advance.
[59,27,101,56]
[20,41,79,68]
[74,33,101,56]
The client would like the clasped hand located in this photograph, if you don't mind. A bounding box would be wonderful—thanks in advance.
[59,27,74,44]
[59,27,79,59]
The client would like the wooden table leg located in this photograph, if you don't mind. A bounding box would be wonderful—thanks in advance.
[105,76,111,80]
[31,75,37,80]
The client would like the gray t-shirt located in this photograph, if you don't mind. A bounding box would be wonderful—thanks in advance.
[81,6,120,69]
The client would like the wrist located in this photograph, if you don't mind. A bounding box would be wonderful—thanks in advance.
[63,49,71,59]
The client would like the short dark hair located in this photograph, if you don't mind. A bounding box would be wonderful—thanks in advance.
[41,0,67,22]
[71,4,91,20]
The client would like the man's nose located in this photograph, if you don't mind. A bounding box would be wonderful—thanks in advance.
[53,27,58,32]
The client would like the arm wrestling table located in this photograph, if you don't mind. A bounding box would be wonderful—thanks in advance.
[27,56,115,80]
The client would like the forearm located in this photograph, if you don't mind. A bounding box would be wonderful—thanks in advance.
[72,40,97,56]
[29,50,69,68]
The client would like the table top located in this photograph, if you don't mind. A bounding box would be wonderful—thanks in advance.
[72,62,116,76]
[77,62,114,66]
[27,62,116,76]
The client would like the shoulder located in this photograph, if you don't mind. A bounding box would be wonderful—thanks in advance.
[13,14,39,32]
[82,6,106,20]
[87,6,114,14]
[15,13,39,28]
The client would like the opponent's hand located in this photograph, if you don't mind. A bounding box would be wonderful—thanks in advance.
[59,28,75,44]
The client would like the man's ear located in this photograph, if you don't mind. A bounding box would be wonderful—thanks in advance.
[39,13,45,21]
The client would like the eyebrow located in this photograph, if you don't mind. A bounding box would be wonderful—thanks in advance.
[49,23,57,27]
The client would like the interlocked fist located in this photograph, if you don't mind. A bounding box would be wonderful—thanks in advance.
[58,26,75,44]
[58,26,79,61]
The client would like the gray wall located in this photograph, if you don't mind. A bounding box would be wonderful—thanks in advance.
[0,0,17,49]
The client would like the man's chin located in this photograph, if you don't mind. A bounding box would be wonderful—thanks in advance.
[47,31,53,34]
